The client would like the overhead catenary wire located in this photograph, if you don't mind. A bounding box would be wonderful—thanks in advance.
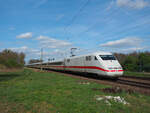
[77,9,150,42]
[63,0,118,54]
[64,0,90,40]
[74,7,120,39]
[63,0,119,53]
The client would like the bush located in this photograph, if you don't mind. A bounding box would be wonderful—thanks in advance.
[0,49,25,69]
[114,51,150,72]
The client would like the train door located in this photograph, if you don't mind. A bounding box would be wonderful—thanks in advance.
[63,59,66,71]
[65,58,71,71]
[80,56,85,72]
[82,56,86,73]
[92,55,101,74]
[84,55,92,73]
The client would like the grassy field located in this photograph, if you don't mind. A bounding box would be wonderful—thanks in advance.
[0,69,150,113]
[124,71,150,77]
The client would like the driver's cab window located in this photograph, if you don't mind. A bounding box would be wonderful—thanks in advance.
[95,56,98,60]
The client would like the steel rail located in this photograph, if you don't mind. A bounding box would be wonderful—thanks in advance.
[117,79,150,89]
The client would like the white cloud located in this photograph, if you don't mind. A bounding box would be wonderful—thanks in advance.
[10,46,28,52]
[7,46,70,62]
[100,37,142,48]
[37,35,72,48]
[106,1,115,11]
[9,46,43,63]
[116,0,149,9]
[16,32,32,39]
[122,47,145,52]
[10,46,39,54]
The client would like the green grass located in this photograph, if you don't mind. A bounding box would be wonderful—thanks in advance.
[0,69,150,113]
[124,71,150,77]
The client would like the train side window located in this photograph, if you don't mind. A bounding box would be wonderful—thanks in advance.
[86,56,92,61]
[86,56,88,61]
[95,56,98,60]
[89,56,91,61]
[67,59,70,62]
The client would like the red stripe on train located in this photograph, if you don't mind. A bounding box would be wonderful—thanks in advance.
[47,65,124,72]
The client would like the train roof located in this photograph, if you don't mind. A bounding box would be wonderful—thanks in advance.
[27,51,112,65]
[27,62,42,66]
[27,60,63,65]
[66,51,112,59]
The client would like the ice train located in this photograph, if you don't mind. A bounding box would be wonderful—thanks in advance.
[28,52,124,78]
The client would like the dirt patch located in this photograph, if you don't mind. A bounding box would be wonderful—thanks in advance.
[92,87,135,94]
[32,101,56,113]
[64,90,72,95]
[0,101,26,113]
[0,68,23,73]
[77,80,90,85]
[0,101,56,113]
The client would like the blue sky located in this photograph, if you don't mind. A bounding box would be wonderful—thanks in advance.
[0,0,150,62]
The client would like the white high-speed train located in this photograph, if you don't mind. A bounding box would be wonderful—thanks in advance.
[28,52,124,78]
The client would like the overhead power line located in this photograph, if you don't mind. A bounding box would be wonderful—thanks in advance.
[64,0,90,37]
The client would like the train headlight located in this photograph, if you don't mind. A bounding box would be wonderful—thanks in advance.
[108,67,113,69]
[118,67,122,69]
[109,67,122,69]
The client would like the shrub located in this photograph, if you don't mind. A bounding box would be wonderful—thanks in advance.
[0,49,25,69]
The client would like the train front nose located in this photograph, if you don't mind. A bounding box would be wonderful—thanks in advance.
[106,69,124,77]
[103,61,124,77]
[98,54,124,77]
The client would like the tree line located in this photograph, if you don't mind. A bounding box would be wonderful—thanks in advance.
[114,51,150,72]
[0,49,25,69]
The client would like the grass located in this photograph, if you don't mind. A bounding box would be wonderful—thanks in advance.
[0,69,150,113]
[124,71,150,77]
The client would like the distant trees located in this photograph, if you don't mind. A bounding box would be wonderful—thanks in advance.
[114,51,150,72]
[0,49,25,69]
[28,59,43,64]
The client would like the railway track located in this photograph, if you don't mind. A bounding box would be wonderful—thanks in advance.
[117,79,150,89]
[121,76,150,81]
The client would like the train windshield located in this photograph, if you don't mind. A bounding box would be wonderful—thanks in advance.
[99,55,116,60]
